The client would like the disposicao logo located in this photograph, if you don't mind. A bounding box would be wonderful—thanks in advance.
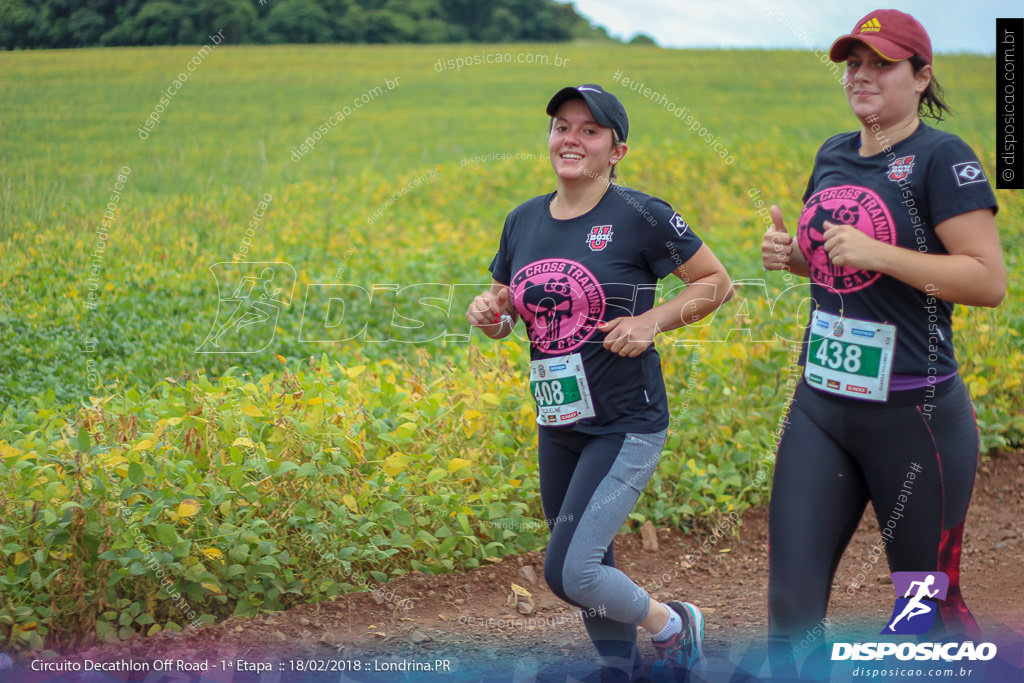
[831,571,998,663]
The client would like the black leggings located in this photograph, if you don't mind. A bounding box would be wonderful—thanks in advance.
[768,376,980,642]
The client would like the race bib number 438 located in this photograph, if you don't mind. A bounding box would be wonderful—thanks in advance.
[530,353,595,426]
[804,310,896,402]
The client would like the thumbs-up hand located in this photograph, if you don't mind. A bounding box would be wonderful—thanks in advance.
[761,204,795,271]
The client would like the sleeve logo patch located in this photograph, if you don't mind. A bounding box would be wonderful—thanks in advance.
[669,213,689,237]
[952,162,986,187]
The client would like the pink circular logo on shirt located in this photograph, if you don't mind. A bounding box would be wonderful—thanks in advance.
[798,185,897,293]
[510,259,606,354]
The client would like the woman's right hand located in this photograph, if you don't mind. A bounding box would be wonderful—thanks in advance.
[466,286,513,337]
[761,205,808,276]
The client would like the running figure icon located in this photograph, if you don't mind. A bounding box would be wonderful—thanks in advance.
[209,267,282,347]
[197,262,295,354]
[887,574,939,631]
[881,571,950,635]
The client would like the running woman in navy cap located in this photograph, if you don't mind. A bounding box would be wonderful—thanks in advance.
[468,84,732,679]
[760,8,1005,672]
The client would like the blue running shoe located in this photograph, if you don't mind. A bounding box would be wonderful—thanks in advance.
[651,601,705,680]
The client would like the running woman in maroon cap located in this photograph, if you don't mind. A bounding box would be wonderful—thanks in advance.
[760,8,1005,672]
[467,84,732,679]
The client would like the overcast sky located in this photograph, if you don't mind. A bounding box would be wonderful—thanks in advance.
[562,1,1016,55]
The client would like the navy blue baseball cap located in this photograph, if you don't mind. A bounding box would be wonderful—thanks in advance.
[546,84,629,142]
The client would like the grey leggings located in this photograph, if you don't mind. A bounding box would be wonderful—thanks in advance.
[539,426,667,673]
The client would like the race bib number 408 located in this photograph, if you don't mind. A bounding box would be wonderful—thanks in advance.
[529,353,595,426]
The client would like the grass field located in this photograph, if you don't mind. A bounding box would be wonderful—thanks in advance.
[0,43,1021,651]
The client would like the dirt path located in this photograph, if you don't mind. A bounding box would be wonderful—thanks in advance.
[20,450,1024,682]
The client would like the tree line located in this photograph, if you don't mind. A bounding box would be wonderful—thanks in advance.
[0,0,636,49]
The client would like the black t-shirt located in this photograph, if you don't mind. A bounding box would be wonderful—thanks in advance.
[798,123,998,378]
[489,185,704,434]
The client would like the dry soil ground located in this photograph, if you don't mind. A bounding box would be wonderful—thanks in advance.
[17,450,1024,683]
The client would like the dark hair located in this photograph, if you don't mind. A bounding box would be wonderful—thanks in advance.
[910,55,952,122]
[609,128,623,180]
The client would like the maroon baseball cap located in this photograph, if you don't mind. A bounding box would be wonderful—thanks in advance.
[829,9,932,64]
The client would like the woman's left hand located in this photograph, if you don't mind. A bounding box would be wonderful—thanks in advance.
[599,315,659,358]
[822,220,887,271]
